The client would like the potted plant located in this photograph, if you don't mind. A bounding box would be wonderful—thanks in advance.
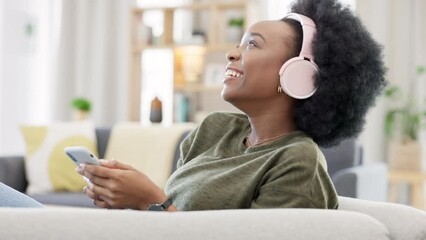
[71,98,92,121]
[385,65,426,171]
[226,17,244,43]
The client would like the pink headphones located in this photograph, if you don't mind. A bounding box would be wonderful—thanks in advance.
[279,13,319,99]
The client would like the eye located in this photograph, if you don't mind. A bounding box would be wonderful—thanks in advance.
[247,40,258,48]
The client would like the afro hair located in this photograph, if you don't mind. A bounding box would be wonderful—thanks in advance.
[285,0,387,147]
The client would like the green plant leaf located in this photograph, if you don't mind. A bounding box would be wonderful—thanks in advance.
[384,86,400,98]
[407,114,420,140]
[384,66,426,141]
[417,65,425,75]
[385,110,399,138]
[71,98,91,112]
[228,18,244,27]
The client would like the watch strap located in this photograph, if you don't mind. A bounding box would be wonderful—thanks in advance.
[147,198,172,211]
[161,198,173,210]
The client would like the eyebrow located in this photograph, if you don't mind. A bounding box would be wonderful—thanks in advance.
[248,32,267,43]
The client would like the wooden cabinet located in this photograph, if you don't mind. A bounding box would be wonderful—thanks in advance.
[129,1,248,122]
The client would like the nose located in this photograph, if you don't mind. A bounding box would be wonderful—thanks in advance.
[226,48,241,62]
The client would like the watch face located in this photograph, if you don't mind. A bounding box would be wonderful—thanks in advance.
[147,204,166,211]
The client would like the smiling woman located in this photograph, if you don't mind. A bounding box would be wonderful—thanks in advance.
[222,20,298,108]
[1,0,386,212]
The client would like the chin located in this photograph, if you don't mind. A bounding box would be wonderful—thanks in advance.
[221,89,241,109]
[221,88,234,102]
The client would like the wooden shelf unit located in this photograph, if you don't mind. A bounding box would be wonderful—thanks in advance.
[129,1,248,121]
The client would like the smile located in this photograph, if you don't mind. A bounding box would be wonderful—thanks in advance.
[225,67,244,78]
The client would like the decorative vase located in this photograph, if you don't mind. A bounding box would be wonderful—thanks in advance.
[150,97,163,123]
[388,140,422,171]
[73,110,89,121]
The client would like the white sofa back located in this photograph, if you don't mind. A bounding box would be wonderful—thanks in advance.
[0,197,425,240]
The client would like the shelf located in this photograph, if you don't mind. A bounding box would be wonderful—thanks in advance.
[133,1,247,13]
[215,1,247,9]
[132,43,238,53]
[129,1,247,121]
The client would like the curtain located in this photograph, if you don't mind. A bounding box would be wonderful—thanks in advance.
[52,0,134,126]
[0,0,59,154]
[356,0,426,165]
[0,0,134,155]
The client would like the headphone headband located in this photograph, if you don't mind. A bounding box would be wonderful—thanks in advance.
[279,13,319,99]
[284,13,317,62]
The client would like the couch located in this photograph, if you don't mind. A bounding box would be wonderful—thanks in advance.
[0,196,425,240]
[0,122,387,207]
[1,123,425,239]
[0,123,196,207]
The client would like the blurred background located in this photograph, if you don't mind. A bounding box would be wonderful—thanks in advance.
[0,0,425,208]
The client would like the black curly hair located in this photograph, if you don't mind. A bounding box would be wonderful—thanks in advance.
[281,0,387,147]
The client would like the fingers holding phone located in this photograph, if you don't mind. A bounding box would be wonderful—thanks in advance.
[65,146,103,196]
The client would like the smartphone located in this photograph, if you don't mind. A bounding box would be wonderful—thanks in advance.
[64,146,100,189]
[64,146,100,166]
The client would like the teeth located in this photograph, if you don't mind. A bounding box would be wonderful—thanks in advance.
[226,69,243,78]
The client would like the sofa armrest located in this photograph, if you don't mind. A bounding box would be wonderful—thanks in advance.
[339,196,426,240]
[333,163,388,201]
[0,156,27,193]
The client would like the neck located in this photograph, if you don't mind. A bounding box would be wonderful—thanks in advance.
[246,112,296,147]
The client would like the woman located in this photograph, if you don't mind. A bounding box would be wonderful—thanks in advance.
[0,0,386,210]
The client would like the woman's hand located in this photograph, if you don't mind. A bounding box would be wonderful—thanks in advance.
[76,160,167,210]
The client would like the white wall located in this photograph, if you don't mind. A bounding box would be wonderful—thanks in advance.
[355,0,389,164]
[0,0,61,155]
[356,0,426,165]
[0,0,65,155]
[0,0,3,152]
[0,0,33,155]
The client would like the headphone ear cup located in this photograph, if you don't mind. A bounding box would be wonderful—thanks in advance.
[279,57,319,99]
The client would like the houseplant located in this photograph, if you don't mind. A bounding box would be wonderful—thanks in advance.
[226,17,244,43]
[385,65,426,171]
[71,97,92,121]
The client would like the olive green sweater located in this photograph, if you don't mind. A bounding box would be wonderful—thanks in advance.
[165,112,338,210]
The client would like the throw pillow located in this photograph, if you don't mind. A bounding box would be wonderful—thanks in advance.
[21,122,97,194]
[104,122,196,188]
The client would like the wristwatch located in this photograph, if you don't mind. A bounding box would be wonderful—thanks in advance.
[147,199,173,211]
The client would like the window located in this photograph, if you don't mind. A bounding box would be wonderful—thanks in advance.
[0,0,61,154]
[140,49,174,125]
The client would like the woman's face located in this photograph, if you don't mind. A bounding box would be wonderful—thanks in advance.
[222,20,296,106]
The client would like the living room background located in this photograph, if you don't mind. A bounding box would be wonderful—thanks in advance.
[0,0,425,174]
